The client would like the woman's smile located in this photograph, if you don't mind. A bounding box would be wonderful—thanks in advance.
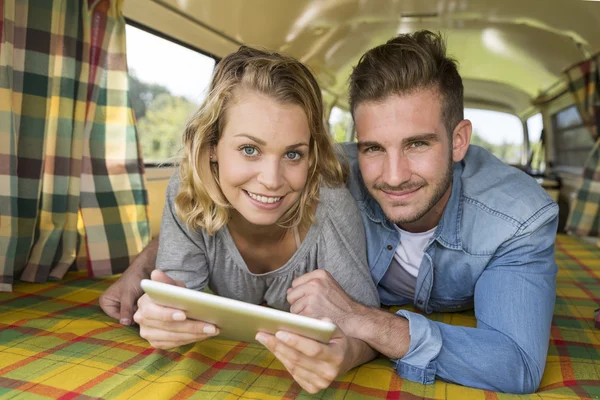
[244,189,285,210]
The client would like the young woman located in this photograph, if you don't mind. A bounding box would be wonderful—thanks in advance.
[133,46,378,357]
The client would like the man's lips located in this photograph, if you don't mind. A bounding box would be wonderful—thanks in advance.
[380,186,422,198]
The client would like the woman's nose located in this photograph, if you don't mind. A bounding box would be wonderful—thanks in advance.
[256,159,284,190]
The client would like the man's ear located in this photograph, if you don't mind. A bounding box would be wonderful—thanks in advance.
[451,119,472,162]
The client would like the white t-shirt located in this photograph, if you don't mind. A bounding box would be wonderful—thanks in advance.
[394,225,437,277]
[379,225,437,300]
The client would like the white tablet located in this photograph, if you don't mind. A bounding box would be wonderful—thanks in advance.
[140,279,336,344]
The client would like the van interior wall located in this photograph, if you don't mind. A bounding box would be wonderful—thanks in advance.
[145,167,177,238]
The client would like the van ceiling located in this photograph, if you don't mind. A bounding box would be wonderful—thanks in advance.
[124,0,600,118]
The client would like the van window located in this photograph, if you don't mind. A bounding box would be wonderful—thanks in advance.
[126,24,216,164]
[527,113,543,143]
[526,113,545,172]
[329,106,353,142]
[551,105,596,169]
[465,109,524,165]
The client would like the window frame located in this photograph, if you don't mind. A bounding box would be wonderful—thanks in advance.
[464,107,527,166]
[126,18,220,64]
[125,19,220,168]
[550,105,595,173]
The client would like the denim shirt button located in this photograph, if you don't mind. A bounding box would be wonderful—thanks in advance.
[387,245,393,250]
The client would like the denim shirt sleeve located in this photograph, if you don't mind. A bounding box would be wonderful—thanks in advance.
[391,203,559,394]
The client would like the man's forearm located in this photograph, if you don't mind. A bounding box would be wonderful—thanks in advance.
[342,336,379,373]
[346,305,410,359]
[131,237,159,275]
[99,237,159,323]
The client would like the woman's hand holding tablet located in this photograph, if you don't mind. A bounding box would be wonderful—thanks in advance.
[140,279,336,344]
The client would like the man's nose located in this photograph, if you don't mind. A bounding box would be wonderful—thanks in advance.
[382,153,411,187]
[256,158,284,191]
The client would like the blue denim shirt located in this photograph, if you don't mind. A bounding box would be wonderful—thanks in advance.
[343,143,559,394]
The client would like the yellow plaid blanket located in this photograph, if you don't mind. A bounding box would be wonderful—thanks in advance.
[1,235,599,399]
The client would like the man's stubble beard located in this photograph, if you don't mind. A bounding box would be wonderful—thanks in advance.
[378,153,454,226]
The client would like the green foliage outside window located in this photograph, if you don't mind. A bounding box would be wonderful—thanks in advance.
[329,107,352,142]
[470,131,521,165]
[130,71,197,164]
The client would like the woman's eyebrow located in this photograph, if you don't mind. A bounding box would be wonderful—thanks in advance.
[285,142,309,150]
[234,134,309,149]
[234,133,266,145]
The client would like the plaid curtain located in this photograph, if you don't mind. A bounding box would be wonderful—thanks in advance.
[566,137,600,239]
[564,54,600,140]
[0,0,150,291]
[564,55,600,242]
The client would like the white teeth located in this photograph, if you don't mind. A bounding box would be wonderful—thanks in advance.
[246,191,281,204]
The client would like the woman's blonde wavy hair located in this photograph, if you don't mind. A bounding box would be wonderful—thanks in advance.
[176,46,348,235]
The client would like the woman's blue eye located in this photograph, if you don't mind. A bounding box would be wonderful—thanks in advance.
[286,151,302,160]
[242,146,258,156]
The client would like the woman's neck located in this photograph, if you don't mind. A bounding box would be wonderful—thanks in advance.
[227,211,289,244]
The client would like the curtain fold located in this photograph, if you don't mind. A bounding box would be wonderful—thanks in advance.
[564,55,600,242]
[566,137,600,239]
[564,54,600,140]
[0,0,150,291]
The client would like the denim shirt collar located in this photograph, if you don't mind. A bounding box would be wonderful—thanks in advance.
[360,160,464,248]
[435,161,464,250]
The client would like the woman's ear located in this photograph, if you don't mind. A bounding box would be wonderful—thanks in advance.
[208,145,220,183]
[451,119,472,162]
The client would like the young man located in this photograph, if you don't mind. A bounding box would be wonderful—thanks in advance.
[100,31,558,394]
[277,30,558,394]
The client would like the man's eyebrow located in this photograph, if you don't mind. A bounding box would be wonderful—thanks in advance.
[357,133,440,150]
[402,133,440,144]
[234,134,308,149]
[357,140,382,150]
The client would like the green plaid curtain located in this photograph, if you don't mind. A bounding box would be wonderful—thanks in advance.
[0,0,150,291]
[564,55,600,241]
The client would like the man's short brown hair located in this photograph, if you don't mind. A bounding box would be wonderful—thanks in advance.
[349,30,463,135]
